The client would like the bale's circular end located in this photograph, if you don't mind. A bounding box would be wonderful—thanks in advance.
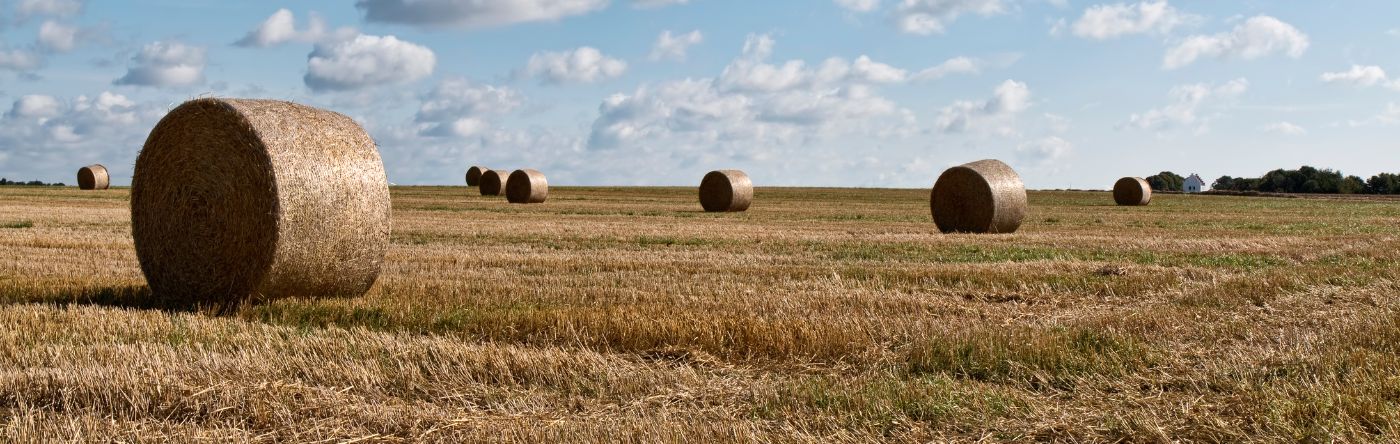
[479,170,508,196]
[506,169,548,204]
[1113,177,1152,206]
[930,159,1027,234]
[131,98,391,308]
[699,170,752,212]
[466,166,490,186]
[77,164,110,190]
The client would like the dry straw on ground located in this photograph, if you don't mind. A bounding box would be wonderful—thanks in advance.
[76,165,109,190]
[466,166,491,187]
[1114,177,1152,206]
[506,169,548,204]
[699,170,752,212]
[479,170,509,196]
[130,98,391,309]
[7,185,1400,441]
[929,159,1027,234]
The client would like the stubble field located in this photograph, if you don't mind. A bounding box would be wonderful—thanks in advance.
[1,185,1399,442]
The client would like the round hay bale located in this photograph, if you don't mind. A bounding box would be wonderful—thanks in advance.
[929,159,1027,234]
[466,165,491,186]
[699,170,752,212]
[130,98,391,308]
[479,169,508,196]
[1113,177,1152,206]
[506,169,548,204]
[77,164,109,190]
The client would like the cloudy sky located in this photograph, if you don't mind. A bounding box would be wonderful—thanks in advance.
[0,0,1396,188]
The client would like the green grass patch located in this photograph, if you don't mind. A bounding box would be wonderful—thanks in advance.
[906,326,1153,389]
[635,235,717,247]
[755,373,1029,432]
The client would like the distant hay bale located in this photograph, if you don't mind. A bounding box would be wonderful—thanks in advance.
[466,165,491,186]
[1113,177,1152,206]
[479,170,508,196]
[506,169,548,204]
[130,98,391,308]
[699,170,752,212]
[77,164,109,190]
[929,159,1027,234]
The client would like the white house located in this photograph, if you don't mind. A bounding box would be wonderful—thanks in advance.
[1184,174,1206,193]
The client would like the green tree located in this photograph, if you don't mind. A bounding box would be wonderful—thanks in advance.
[1145,171,1185,191]
[1235,178,1261,191]
[1251,166,1350,193]
[1341,176,1366,194]
[1212,176,1235,191]
[1368,173,1400,194]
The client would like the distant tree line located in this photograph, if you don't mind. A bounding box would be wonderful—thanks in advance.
[1145,171,1186,192]
[1212,166,1398,194]
[0,178,67,186]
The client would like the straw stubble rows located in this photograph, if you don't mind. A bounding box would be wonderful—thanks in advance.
[1,186,1398,442]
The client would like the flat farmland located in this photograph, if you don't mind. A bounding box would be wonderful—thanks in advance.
[2,186,1399,442]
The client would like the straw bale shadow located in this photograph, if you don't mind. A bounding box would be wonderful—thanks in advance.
[36,285,244,314]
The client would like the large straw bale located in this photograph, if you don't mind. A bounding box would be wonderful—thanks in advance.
[506,169,548,204]
[699,170,752,212]
[929,159,1027,234]
[479,170,508,196]
[1113,177,1152,206]
[466,166,491,186]
[77,164,109,190]
[130,98,391,307]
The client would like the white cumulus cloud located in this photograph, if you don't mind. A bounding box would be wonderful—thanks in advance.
[114,40,206,87]
[758,84,900,125]
[1071,1,1195,40]
[0,48,42,71]
[848,55,909,83]
[16,0,83,18]
[578,35,1039,186]
[912,56,981,81]
[893,0,1008,35]
[716,34,973,93]
[524,47,627,84]
[1124,78,1248,131]
[1321,65,1387,86]
[1163,16,1308,69]
[650,30,703,62]
[717,35,806,92]
[835,0,880,12]
[7,95,62,119]
[304,34,436,92]
[1320,65,1400,91]
[0,91,166,185]
[934,79,1032,133]
[588,35,919,153]
[235,9,346,47]
[414,78,523,137]
[37,21,78,52]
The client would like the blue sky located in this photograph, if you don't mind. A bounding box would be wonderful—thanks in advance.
[0,0,1397,188]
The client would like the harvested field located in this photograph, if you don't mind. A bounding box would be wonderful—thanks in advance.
[2,185,1399,442]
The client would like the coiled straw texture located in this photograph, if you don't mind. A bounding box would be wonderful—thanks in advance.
[130,98,391,308]
[929,159,1027,234]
